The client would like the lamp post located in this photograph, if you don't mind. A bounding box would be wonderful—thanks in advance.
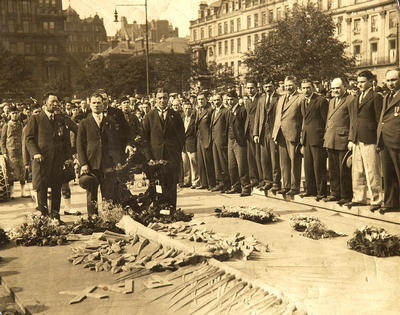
[114,0,150,95]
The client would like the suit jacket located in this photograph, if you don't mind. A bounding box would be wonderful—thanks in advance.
[244,93,260,137]
[377,91,400,149]
[210,106,229,147]
[228,104,247,146]
[323,92,354,150]
[253,92,279,140]
[272,91,303,143]
[300,93,329,146]
[25,111,77,190]
[196,106,213,149]
[77,114,121,171]
[75,108,91,122]
[183,114,197,153]
[142,108,185,164]
[348,88,382,144]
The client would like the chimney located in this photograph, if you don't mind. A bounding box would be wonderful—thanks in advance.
[198,2,207,19]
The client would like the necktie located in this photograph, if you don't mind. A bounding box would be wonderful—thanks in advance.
[388,91,395,105]
[359,92,364,103]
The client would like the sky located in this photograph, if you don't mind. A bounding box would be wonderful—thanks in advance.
[62,0,205,37]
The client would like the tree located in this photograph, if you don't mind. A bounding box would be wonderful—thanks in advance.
[244,2,354,83]
[0,45,33,99]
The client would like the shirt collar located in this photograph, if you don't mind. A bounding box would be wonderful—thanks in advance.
[44,109,54,120]
[231,104,239,113]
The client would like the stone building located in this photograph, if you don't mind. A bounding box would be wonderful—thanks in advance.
[0,0,68,95]
[189,0,399,82]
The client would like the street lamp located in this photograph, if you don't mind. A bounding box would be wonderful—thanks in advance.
[114,0,150,95]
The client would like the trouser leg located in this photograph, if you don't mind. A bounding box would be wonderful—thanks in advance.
[359,142,382,205]
[352,143,367,203]
[304,143,317,195]
[327,149,340,198]
[277,132,290,190]
[188,152,200,186]
[228,140,239,189]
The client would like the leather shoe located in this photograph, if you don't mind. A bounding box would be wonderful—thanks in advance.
[300,192,314,198]
[226,187,240,194]
[323,196,339,202]
[196,186,207,190]
[344,201,365,209]
[278,188,290,195]
[378,207,395,215]
[337,199,350,206]
[240,191,251,197]
[370,204,381,212]
[287,189,300,196]
[315,195,326,202]
[256,182,265,189]
[270,185,281,193]
[250,182,259,188]
[211,186,223,192]
[262,183,273,191]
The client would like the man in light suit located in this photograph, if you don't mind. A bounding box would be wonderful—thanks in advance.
[245,82,262,187]
[299,79,329,201]
[323,77,354,205]
[347,70,383,211]
[272,75,303,196]
[253,81,281,192]
[377,68,400,214]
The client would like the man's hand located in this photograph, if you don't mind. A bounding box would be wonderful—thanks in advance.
[33,154,43,163]
[81,164,89,175]
[125,145,135,156]
[147,159,155,166]
[253,136,259,144]
[376,146,383,153]
[347,141,354,151]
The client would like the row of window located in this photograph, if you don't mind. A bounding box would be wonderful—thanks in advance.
[67,46,92,53]
[6,42,60,55]
[214,32,267,56]
[1,0,57,14]
[4,20,57,33]
[353,39,397,65]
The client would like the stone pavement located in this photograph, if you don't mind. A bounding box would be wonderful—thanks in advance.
[0,183,399,314]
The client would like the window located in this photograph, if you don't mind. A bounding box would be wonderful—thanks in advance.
[237,38,241,52]
[17,42,24,54]
[247,15,251,29]
[200,28,204,40]
[208,26,212,38]
[262,32,266,40]
[22,1,30,14]
[51,0,56,7]
[9,43,16,53]
[23,21,29,33]
[389,39,397,63]
[24,43,32,54]
[224,21,228,34]
[268,10,274,23]
[327,0,332,9]
[49,21,55,33]
[230,20,234,33]
[193,30,197,41]
[45,0,50,7]
[371,42,378,64]
[337,19,342,35]
[218,23,222,35]
[262,12,266,25]
[238,60,241,71]
[371,15,378,33]
[43,22,49,32]
[389,11,397,29]
[338,0,342,7]
[254,13,259,27]
[353,18,361,35]
[224,40,228,55]
[277,8,282,21]
[354,44,361,65]
[247,35,251,51]
[237,18,241,31]
[218,41,222,55]
[230,39,234,54]
[255,34,259,45]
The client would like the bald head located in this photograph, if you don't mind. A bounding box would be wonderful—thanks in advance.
[331,78,346,98]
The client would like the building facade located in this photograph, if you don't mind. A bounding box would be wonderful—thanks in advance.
[0,0,68,95]
[189,0,399,82]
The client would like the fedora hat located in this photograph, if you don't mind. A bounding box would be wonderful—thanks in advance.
[342,150,352,169]
[79,173,98,190]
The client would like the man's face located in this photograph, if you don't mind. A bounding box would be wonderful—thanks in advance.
[129,97,135,105]
[121,101,130,113]
[263,84,274,94]
[183,104,192,116]
[65,102,72,111]
[72,108,79,116]
[32,108,41,115]
[284,80,296,94]
[23,108,31,116]
[197,95,206,108]
[156,93,168,110]
[246,83,256,96]
[80,101,87,110]
[357,76,372,92]
[10,111,18,121]
[3,105,9,115]
[172,100,181,112]
[90,96,103,114]
[301,82,313,97]
[331,78,346,98]
[45,95,59,113]
[212,95,222,108]
[386,70,400,92]
[227,96,237,108]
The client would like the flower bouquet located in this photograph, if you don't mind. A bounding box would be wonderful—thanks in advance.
[290,215,346,240]
[215,206,279,224]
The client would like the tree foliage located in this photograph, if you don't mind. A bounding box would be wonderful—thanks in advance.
[244,2,354,83]
[0,45,33,99]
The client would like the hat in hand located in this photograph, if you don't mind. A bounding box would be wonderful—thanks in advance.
[342,150,352,169]
[79,173,98,190]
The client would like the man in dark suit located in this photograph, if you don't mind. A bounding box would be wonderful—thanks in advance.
[377,68,400,214]
[142,91,185,210]
[253,81,281,192]
[299,79,329,201]
[245,82,262,187]
[182,101,200,188]
[226,90,251,196]
[25,92,78,222]
[323,77,354,205]
[75,100,91,122]
[347,70,383,211]
[272,75,303,196]
[195,92,216,190]
[77,93,124,217]
[210,94,230,192]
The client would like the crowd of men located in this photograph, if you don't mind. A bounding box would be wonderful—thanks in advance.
[1,67,400,224]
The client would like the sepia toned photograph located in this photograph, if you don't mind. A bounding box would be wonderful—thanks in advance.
[0,0,399,314]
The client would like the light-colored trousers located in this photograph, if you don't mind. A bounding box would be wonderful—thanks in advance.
[182,151,200,187]
[352,141,382,205]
